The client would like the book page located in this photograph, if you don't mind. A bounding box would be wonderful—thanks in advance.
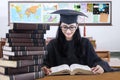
[50,64,70,75]
[70,64,91,71]
[70,64,92,75]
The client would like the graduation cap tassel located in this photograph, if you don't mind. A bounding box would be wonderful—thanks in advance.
[83,26,86,37]
[83,17,86,37]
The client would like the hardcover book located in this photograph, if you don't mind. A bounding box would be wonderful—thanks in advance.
[0,65,42,75]
[0,58,43,68]
[3,46,45,51]
[7,38,45,43]
[5,42,45,47]
[3,55,45,60]
[6,33,44,38]
[3,50,47,56]
[11,23,50,30]
[0,71,44,80]
[9,29,46,34]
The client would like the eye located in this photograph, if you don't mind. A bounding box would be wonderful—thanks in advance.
[64,26,68,29]
[69,25,76,29]
[61,25,68,29]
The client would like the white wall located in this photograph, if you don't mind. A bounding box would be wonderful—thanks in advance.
[0,0,120,51]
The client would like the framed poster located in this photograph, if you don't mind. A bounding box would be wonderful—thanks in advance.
[8,1,112,26]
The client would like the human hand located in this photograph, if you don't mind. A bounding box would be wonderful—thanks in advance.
[91,65,104,74]
[42,66,51,75]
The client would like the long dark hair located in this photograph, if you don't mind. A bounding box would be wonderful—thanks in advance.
[56,21,85,57]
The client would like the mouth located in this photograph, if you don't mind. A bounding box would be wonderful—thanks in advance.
[66,34,71,36]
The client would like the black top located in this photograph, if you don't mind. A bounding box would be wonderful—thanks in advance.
[43,38,113,72]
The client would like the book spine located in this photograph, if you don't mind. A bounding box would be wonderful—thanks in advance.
[3,55,45,60]
[0,71,44,80]
[0,59,43,68]
[3,46,45,51]
[17,59,43,67]
[9,29,46,34]
[38,24,50,30]
[6,33,44,38]
[3,50,47,56]
[7,38,45,43]
[6,42,45,47]
[13,23,50,30]
[0,65,42,75]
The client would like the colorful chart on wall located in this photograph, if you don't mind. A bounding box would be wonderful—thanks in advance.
[8,1,112,26]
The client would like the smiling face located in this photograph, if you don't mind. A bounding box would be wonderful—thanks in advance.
[60,22,78,41]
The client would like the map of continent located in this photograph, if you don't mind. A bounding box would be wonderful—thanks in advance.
[10,3,41,23]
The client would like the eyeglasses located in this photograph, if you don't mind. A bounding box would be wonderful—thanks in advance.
[60,25,77,31]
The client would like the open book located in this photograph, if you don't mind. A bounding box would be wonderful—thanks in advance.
[50,64,93,75]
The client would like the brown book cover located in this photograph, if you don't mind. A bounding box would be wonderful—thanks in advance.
[3,55,45,60]
[7,38,45,43]
[0,65,42,75]
[3,46,45,51]
[0,58,43,68]
[3,50,47,56]
[11,23,50,30]
[0,71,44,80]
[5,42,45,47]
[6,33,44,38]
[9,29,46,34]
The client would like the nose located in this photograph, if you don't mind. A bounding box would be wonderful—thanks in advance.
[66,28,71,33]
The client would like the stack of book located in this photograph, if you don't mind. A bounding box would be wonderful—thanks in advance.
[0,23,50,80]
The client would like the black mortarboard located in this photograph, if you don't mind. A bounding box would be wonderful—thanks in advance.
[51,9,87,24]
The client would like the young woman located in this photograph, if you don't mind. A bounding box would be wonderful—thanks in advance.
[42,9,113,75]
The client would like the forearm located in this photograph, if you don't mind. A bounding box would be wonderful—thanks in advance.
[94,61,112,72]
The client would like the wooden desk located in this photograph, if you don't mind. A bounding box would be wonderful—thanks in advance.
[95,50,110,62]
[109,58,120,68]
[0,41,5,58]
[90,40,96,49]
[37,72,120,80]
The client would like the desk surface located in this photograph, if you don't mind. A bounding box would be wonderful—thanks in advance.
[37,72,120,80]
[109,58,120,68]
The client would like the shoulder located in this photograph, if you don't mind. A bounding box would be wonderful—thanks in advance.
[48,38,57,44]
[47,38,57,47]
[81,37,94,48]
[46,38,57,52]
[81,37,90,43]
[81,37,93,47]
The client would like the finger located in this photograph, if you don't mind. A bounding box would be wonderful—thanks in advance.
[42,67,51,75]
[93,65,104,74]
[45,68,52,75]
[91,67,95,70]
[92,66,100,74]
[92,67,99,72]
[44,68,49,74]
